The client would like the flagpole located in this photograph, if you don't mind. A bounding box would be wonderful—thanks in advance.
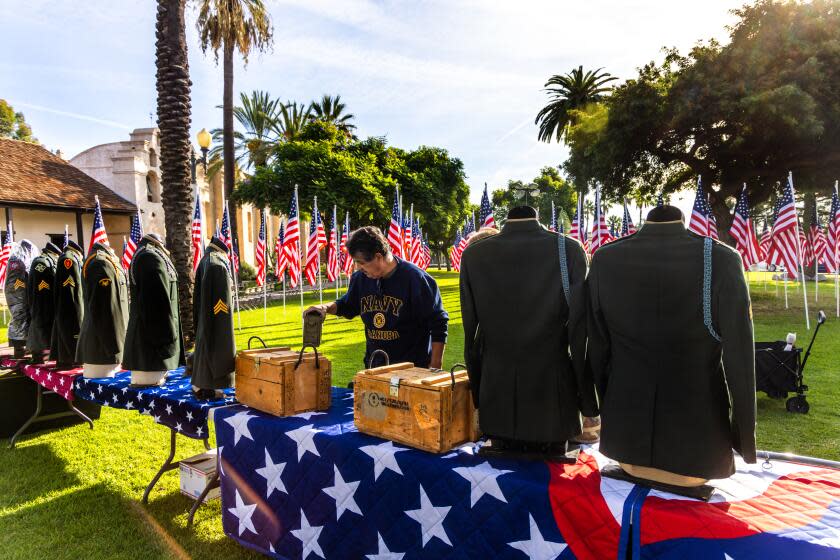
[790,173,810,330]
[835,180,839,318]
[263,208,268,323]
[295,187,304,328]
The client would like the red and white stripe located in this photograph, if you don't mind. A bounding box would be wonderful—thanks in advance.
[255,210,266,287]
[589,186,611,253]
[283,188,301,288]
[729,185,761,269]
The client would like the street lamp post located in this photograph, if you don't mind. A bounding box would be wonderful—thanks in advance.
[512,183,540,206]
[191,128,212,184]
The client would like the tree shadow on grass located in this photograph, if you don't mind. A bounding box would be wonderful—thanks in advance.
[0,442,81,509]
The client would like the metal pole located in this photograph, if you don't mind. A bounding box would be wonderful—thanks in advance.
[790,172,810,330]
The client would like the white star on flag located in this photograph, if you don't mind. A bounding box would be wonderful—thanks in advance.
[285,424,322,461]
[322,465,362,520]
[295,411,326,420]
[453,461,512,507]
[175,423,183,432]
[186,411,193,421]
[227,490,258,537]
[404,484,452,547]
[290,510,325,559]
[165,404,173,414]
[196,426,204,437]
[223,410,256,445]
[125,400,134,410]
[366,532,405,560]
[46,373,52,381]
[256,448,287,498]
[507,514,567,559]
[111,394,119,404]
[153,415,161,423]
[148,400,155,409]
[121,386,129,394]
[360,441,408,480]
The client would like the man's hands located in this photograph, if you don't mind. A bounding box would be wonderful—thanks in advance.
[304,302,337,318]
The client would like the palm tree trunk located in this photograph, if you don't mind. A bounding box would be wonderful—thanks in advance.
[156,0,195,343]
[223,38,239,243]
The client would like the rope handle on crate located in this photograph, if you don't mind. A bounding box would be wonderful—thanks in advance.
[295,344,320,370]
[247,336,268,349]
[449,363,467,389]
[367,349,390,370]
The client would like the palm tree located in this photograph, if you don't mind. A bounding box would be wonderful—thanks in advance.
[207,90,281,173]
[195,0,273,245]
[274,102,312,141]
[309,94,356,134]
[535,66,616,144]
[156,0,196,340]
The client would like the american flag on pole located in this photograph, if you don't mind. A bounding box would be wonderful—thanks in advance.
[589,185,611,253]
[411,217,423,267]
[807,200,831,271]
[304,198,322,287]
[387,189,403,258]
[191,192,204,273]
[122,210,144,271]
[341,212,354,275]
[255,210,266,287]
[458,218,471,256]
[63,224,69,249]
[403,208,413,260]
[729,185,761,269]
[88,195,109,253]
[283,189,301,289]
[758,220,772,263]
[451,229,462,272]
[569,195,584,245]
[621,200,636,236]
[422,234,431,270]
[688,178,713,237]
[770,175,802,275]
[220,203,239,275]
[0,222,13,288]
[326,206,338,283]
[275,221,287,280]
[828,185,840,272]
[480,184,496,228]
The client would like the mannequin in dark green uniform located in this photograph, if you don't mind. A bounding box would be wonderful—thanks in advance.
[191,236,235,397]
[50,240,85,369]
[123,234,185,386]
[5,240,38,358]
[586,205,756,485]
[27,242,61,363]
[76,242,128,377]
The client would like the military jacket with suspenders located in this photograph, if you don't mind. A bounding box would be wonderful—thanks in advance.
[50,246,85,365]
[122,238,185,372]
[586,222,756,480]
[191,244,236,389]
[76,243,129,365]
[27,251,58,353]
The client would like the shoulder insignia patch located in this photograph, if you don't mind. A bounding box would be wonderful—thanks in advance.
[38,280,50,291]
[64,259,72,269]
[62,277,75,288]
[35,263,46,272]
[99,278,111,287]
[13,279,25,290]
[213,299,229,315]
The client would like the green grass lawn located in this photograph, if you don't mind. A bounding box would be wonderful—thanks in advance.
[0,270,837,559]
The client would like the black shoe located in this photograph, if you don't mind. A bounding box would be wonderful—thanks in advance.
[192,388,217,400]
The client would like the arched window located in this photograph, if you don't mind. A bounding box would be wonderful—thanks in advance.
[146,173,161,203]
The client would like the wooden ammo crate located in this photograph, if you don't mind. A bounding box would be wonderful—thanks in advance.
[235,347,332,416]
[353,363,478,453]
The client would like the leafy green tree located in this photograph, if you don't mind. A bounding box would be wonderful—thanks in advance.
[562,0,840,233]
[535,66,616,144]
[491,167,576,225]
[196,0,273,244]
[0,100,36,143]
[208,90,281,174]
[275,101,313,141]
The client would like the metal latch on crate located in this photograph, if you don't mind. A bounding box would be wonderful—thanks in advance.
[389,376,401,397]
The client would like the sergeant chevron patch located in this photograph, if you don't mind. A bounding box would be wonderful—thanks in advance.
[213,299,229,315]
[62,277,75,287]
[38,280,50,291]
[13,279,25,289]
[99,278,111,287]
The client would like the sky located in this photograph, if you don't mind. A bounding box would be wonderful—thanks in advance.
[1,0,743,209]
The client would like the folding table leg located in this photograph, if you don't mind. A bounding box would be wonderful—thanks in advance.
[142,428,179,504]
[8,383,44,449]
[187,471,220,527]
[67,401,94,430]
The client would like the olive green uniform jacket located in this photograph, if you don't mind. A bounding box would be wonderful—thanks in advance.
[27,251,58,353]
[5,255,30,344]
[586,221,757,479]
[50,246,84,364]
[76,243,129,365]
[459,218,597,443]
[122,237,185,372]
[191,245,236,389]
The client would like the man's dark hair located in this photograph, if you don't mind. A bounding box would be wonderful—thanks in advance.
[346,226,391,262]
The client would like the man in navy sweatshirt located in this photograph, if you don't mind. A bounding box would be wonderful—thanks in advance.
[305,226,448,369]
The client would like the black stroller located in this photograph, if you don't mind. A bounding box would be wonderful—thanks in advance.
[754,310,826,414]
